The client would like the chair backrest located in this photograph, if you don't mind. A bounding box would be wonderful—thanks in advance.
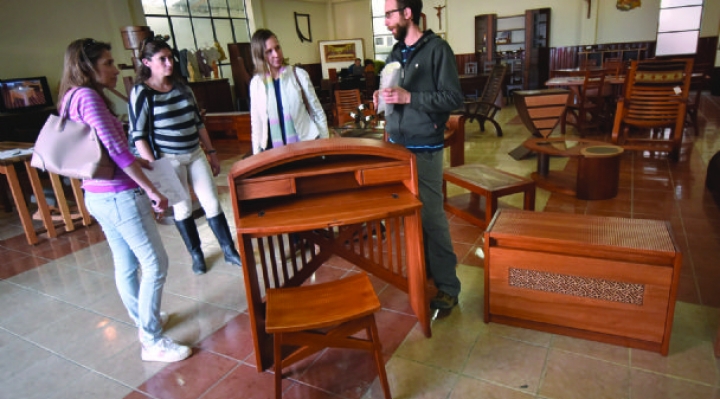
[621,58,694,127]
[603,58,624,77]
[478,63,507,106]
[334,89,362,114]
[334,89,366,125]
[579,69,605,101]
[328,68,338,83]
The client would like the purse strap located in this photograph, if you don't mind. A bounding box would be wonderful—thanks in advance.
[59,88,81,120]
[292,66,315,122]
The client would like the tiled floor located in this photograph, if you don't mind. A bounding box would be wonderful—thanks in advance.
[2,93,720,398]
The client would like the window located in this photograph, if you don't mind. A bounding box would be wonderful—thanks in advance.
[371,0,395,61]
[655,0,703,56]
[141,0,251,83]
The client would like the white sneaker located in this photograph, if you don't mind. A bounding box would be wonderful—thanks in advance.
[141,336,192,363]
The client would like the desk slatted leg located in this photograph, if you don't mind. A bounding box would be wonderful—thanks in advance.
[49,173,75,232]
[24,162,57,239]
[70,178,92,226]
[2,164,38,245]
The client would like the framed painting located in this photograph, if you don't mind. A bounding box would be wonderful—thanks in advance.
[319,39,364,79]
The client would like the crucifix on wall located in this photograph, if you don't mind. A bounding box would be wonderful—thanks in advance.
[585,0,591,18]
[433,5,445,30]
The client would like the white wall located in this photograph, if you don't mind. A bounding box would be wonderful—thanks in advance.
[331,0,374,58]
[251,0,331,65]
[444,0,719,55]
[0,0,145,110]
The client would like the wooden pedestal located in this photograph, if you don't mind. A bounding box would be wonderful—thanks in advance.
[484,209,682,355]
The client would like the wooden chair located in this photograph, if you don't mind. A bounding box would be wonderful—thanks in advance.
[460,63,507,137]
[444,114,466,167]
[333,89,373,126]
[265,273,391,399]
[562,69,607,136]
[611,58,694,161]
[686,62,711,135]
[603,58,625,78]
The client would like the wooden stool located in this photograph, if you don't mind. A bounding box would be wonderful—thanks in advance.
[577,145,624,200]
[265,273,391,399]
[443,164,535,230]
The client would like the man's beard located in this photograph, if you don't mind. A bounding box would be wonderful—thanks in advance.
[392,22,408,43]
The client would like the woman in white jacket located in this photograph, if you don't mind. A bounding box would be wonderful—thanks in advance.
[249,29,329,154]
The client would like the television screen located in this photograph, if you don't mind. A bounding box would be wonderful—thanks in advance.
[0,77,53,112]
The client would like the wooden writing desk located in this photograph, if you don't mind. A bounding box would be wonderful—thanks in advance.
[228,138,430,371]
[0,142,91,244]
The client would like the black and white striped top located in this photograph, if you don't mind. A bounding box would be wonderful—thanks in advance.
[128,83,204,155]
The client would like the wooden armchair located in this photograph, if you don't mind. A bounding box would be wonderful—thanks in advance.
[460,63,507,137]
[610,58,694,161]
[333,89,374,126]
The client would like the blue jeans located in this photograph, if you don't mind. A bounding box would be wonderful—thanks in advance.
[415,150,461,297]
[85,188,168,344]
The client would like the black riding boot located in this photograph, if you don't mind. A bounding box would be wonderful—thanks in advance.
[174,217,207,275]
[207,213,242,267]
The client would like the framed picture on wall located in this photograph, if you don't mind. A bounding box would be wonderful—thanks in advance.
[318,39,364,79]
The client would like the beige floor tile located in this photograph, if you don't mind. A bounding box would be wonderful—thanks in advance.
[629,368,717,399]
[3,353,90,399]
[156,293,241,345]
[450,375,536,399]
[462,333,547,393]
[24,307,138,370]
[363,356,459,399]
[671,301,718,341]
[52,368,136,399]
[0,289,83,336]
[631,334,718,385]
[163,263,247,311]
[551,335,630,365]
[7,260,117,307]
[395,312,486,372]
[487,323,553,347]
[539,349,630,399]
[0,330,54,384]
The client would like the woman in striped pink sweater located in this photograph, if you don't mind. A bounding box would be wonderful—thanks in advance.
[58,38,191,363]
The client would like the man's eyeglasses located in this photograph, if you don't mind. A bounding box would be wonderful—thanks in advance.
[384,8,403,18]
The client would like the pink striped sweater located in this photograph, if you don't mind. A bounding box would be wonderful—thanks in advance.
[64,87,138,193]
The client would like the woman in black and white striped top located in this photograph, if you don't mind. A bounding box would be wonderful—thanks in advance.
[128,38,241,275]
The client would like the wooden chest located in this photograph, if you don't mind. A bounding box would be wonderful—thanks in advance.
[483,209,682,355]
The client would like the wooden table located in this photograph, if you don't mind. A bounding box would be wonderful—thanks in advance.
[228,138,430,372]
[204,111,250,142]
[443,164,535,230]
[523,137,623,200]
[0,142,91,244]
[484,209,682,355]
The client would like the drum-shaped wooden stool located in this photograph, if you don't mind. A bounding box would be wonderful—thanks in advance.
[577,145,624,200]
[265,273,391,399]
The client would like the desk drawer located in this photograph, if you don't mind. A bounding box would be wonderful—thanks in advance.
[235,178,295,200]
[355,165,410,186]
